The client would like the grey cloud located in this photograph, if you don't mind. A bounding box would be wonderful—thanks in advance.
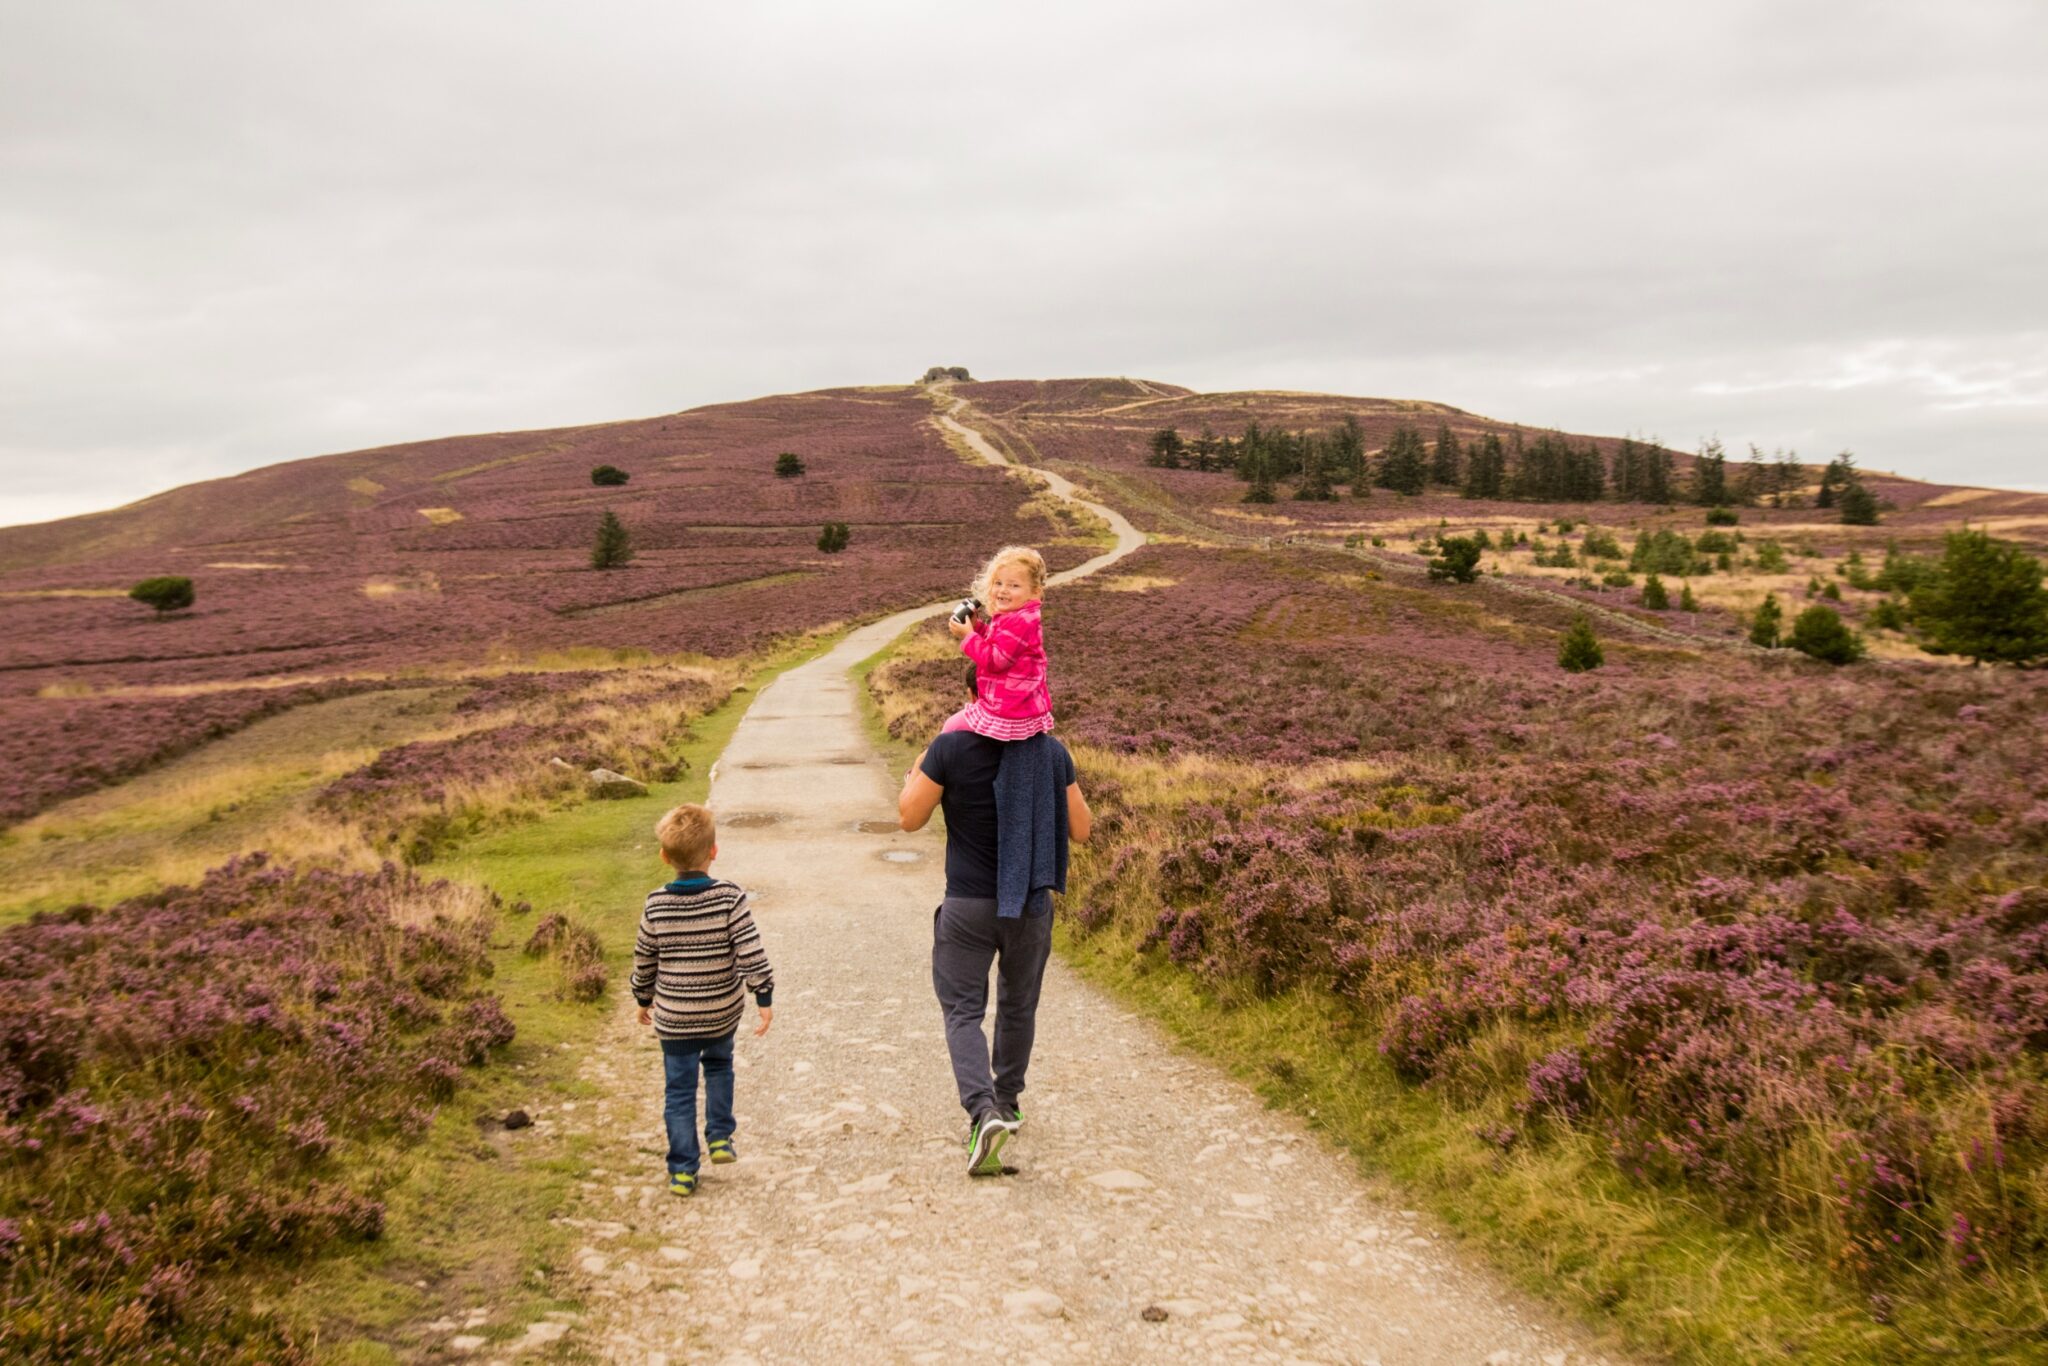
[4,0,2045,527]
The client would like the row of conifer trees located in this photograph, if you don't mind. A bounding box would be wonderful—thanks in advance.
[1147,420,1878,515]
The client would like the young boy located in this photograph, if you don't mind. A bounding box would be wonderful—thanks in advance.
[630,803,775,1196]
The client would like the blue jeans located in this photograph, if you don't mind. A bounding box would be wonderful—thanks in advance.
[660,1032,736,1175]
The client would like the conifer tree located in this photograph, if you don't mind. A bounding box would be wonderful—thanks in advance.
[1193,426,1221,473]
[1679,582,1699,612]
[1376,426,1429,495]
[592,512,634,569]
[1558,616,1604,671]
[1816,451,1857,509]
[1641,574,1669,610]
[1147,428,1185,469]
[1293,443,1334,500]
[1912,529,2048,665]
[1431,423,1462,487]
[1427,536,1482,583]
[1242,448,1277,503]
[1749,592,1784,648]
[1334,415,1365,485]
[1690,438,1729,507]
[1838,481,1880,526]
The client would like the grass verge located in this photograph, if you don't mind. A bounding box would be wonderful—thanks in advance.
[1056,919,2016,1364]
[279,633,836,1362]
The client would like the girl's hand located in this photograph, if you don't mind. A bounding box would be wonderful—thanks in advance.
[946,616,971,640]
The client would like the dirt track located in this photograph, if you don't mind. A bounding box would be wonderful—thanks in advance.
[534,400,1620,1365]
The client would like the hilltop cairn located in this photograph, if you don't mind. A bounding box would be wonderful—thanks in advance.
[921,365,972,383]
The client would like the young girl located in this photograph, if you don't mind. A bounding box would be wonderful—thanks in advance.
[943,545,1054,739]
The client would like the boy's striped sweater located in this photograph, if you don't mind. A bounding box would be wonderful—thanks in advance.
[630,875,774,1039]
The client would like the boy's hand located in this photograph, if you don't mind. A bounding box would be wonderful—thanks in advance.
[636,1006,651,1028]
[754,1006,774,1038]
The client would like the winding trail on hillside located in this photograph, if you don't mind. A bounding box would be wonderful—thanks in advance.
[544,396,1620,1365]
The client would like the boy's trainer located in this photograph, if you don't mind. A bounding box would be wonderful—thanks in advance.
[967,1112,1017,1176]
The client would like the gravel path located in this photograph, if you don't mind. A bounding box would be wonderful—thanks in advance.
[540,406,1623,1365]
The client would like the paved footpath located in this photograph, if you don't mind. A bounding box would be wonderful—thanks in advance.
[537,404,1624,1365]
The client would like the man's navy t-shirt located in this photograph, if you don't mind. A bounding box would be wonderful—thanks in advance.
[919,731,1077,899]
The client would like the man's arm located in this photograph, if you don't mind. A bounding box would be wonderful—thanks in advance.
[1066,781,1092,843]
[900,747,943,831]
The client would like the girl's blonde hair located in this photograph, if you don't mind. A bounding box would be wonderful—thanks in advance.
[973,545,1047,606]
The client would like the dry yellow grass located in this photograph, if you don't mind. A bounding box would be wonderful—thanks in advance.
[346,476,385,496]
[205,561,292,570]
[0,587,125,599]
[1924,488,1998,508]
[1094,575,1178,593]
[417,507,463,525]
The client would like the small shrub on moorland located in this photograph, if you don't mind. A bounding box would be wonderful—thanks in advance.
[1822,580,1842,602]
[1756,540,1790,573]
[1581,529,1622,560]
[128,575,195,614]
[1911,529,2048,666]
[1705,506,1739,526]
[524,913,607,1000]
[1788,604,1865,663]
[1426,537,1481,583]
[1679,582,1699,612]
[591,510,634,569]
[589,464,630,486]
[1602,570,1634,589]
[1868,597,1908,631]
[0,855,510,1358]
[1471,529,1492,550]
[1629,528,1693,576]
[1557,616,1603,671]
[1640,575,1670,610]
[774,452,805,478]
[1749,592,1784,647]
[817,521,851,553]
[1876,545,1936,594]
[1695,530,1737,556]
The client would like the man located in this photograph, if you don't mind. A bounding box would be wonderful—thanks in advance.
[899,727,1091,1176]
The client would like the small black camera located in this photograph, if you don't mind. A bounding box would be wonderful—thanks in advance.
[950,596,983,626]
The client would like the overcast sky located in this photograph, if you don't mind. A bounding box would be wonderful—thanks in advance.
[4,1,2044,527]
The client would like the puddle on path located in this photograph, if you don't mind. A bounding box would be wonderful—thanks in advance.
[721,812,784,828]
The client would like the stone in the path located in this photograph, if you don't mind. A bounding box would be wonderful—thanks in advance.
[659,1246,688,1263]
[587,768,648,799]
[1141,1305,1168,1323]
[1085,1169,1152,1191]
[1484,1353,1516,1366]
[503,1109,532,1130]
[729,1257,762,1280]
[1004,1288,1064,1319]
[448,1335,486,1353]
[839,1170,896,1195]
[1156,1298,1207,1318]
[518,1320,570,1348]
[1203,1313,1246,1332]
[898,1274,934,1299]
[579,1251,609,1275]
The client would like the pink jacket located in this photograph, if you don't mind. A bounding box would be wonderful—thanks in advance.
[958,600,1054,738]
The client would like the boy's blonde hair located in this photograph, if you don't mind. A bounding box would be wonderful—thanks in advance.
[973,545,1047,606]
[655,803,716,870]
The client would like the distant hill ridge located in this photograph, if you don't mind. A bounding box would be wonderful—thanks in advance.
[7,378,2041,570]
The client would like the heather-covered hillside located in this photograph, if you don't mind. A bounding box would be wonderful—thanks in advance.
[0,385,1105,823]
